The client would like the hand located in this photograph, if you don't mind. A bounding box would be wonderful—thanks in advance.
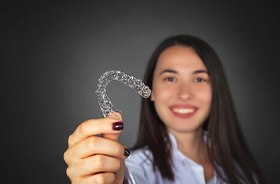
[63,112,129,184]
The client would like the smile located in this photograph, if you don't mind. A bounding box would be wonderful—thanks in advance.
[172,108,195,114]
[170,105,197,118]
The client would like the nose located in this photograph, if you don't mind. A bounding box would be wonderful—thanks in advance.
[177,82,192,100]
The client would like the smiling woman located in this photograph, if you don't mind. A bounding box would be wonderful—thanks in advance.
[127,35,265,184]
[151,46,212,136]
[63,35,265,184]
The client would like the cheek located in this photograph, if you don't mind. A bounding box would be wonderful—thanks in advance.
[195,86,212,103]
[152,85,175,102]
[200,87,212,106]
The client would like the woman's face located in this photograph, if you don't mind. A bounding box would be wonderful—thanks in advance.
[151,45,212,135]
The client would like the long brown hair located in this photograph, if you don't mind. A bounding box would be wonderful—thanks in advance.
[133,35,265,183]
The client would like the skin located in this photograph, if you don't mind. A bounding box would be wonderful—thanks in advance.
[64,45,214,183]
[63,112,127,184]
[151,45,214,182]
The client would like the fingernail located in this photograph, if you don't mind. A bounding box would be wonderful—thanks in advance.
[112,121,124,131]
[124,148,130,157]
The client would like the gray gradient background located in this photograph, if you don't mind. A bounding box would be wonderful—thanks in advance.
[3,0,279,183]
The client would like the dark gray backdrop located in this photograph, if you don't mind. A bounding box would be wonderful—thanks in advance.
[3,0,279,183]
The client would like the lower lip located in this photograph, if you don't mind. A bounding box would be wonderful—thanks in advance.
[171,110,196,118]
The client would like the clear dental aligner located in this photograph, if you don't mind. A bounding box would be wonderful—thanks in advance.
[95,70,151,117]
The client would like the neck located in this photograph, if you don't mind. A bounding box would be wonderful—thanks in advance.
[169,128,207,164]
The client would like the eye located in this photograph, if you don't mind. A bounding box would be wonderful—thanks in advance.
[194,77,207,83]
[164,76,176,82]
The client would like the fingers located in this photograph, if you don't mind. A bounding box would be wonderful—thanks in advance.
[64,136,128,165]
[67,155,121,178]
[68,112,123,147]
[103,112,123,141]
[64,112,127,184]
[71,172,116,184]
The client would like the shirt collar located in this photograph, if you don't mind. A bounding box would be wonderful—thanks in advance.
[168,131,219,183]
[168,131,209,165]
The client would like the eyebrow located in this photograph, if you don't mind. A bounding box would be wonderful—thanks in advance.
[193,70,209,75]
[159,69,208,75]
[159,69,177,75]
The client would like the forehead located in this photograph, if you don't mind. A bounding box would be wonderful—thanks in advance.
[155,45,207,71]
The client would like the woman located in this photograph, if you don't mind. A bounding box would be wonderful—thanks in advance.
[64,35,264,184]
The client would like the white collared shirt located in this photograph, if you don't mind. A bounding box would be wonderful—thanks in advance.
[125,132,226,184]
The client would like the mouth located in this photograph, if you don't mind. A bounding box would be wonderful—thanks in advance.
[172,108,195,114]
[170,105,197,118]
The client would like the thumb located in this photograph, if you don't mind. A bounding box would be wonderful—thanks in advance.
[103,111,123,141]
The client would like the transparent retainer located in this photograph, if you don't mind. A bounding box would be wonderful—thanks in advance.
[95,70,151,117]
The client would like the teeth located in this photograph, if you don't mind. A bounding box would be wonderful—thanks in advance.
[172,108,194,114]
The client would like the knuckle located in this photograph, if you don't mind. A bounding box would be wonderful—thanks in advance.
[67,134,73,145]
[96,174,106,183]
[63,151,68,163]
[66,167,73,178]
[95,173,115,184]
[63,150,71,164]
[77,121,89,136]
[94,155,105,170]
[84,136,98,151]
